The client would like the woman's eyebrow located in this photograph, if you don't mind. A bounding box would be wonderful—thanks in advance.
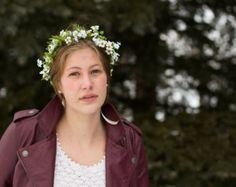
[66,67,81,71]
[90,64,100,68]
[66,64,101,71]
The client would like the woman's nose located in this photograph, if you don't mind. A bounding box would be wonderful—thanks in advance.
[81,74,93,90]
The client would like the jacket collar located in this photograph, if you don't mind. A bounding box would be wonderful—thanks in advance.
[37,96,64,137]
[37,95,125,144]
[38,96,125,142]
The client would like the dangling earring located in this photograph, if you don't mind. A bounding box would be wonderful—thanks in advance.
[61,99,65,107]
[58,90,65,107]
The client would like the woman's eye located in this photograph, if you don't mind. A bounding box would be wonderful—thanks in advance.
[69,72,80,76]
[91,69,101,75]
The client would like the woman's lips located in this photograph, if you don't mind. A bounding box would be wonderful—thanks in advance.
[79,94,98,103]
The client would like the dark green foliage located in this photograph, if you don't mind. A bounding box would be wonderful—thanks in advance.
[144,111,236,187]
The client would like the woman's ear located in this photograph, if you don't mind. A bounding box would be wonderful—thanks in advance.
[58,81,63,93]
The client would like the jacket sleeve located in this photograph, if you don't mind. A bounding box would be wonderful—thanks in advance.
[0,123,18,187]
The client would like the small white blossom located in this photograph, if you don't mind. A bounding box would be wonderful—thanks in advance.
[78,30,87,38]
[105,41,114,55]
[92,38,107,48]
[106,41,113,49]
[110,60,115,65]
[92,38,100,46]
[52,39,58,45]
[98,39,107,48]
[91,32,99,37]
[48,44,57,54]
[43,64,50,73]
[105,48,113,55]
[65,36,72,44]
[59,30,67,37]
[37,59,43,67]
[39,70,44,75]
[72,31,79,42]
[72,30,79,37]
[113,42,121,50]
[91,25,99,31]
[44,56,51,63]
[112,52,119,62]
[92,38,97,44]
[110,69,114,76]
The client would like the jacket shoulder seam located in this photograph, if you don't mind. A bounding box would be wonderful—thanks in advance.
[121,118,142,136]
[13,109,39,123]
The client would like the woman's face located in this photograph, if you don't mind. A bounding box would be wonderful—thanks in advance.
[59,47,108,115]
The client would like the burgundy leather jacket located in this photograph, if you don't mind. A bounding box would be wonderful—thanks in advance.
[0,96,149,187]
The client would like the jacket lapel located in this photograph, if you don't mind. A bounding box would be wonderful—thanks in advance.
[103,104,134,187]
[17,134,56,187]
[15,96,63,187]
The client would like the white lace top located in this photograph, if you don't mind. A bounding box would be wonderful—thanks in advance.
[53,140,106,187]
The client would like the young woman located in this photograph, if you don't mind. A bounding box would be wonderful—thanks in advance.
[0,24,149,187]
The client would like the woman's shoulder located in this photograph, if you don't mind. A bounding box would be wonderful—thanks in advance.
[120,118,145,154]
[121,118,143,137]
[8,108,40,136]
[13,108,39,123]
[1,108,40,146]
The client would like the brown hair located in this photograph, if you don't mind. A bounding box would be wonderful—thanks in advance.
[49,40,111,100]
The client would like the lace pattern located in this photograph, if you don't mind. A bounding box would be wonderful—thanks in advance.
[54,139,106,187]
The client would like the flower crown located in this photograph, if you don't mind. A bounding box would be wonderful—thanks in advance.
[37,24,121,81]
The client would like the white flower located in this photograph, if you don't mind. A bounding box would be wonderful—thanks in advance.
[110,69,114,76]
[112,52,119,62]
[113,42,121,50]
[37,59,43,67]
[59,30,67,37]
[105,41,114,55]
[40,70,50,81]
[48,44,56,54]
[72,30,79,37]
[78,30,87,38]
[39,69,44,75]
[105,49,113,55]
[92,38,100,46]
[92,38,107,48]
[98,39,107,48]
[106,41,113,50]
[91,25,99,31]
[65,36,72,44]
[44,56,51,63]
[49,39,58,48]
[90,31,99,37]
[44,76,50,81]
[43,64,50,73]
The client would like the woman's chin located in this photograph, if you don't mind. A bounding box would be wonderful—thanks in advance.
[76,102,103,115]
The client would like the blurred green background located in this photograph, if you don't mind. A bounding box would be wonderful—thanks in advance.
[1,0,236,186]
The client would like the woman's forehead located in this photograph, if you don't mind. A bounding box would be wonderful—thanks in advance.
[64,48,103,69]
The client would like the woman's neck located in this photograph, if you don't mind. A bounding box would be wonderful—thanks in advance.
[57,108,105,147]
